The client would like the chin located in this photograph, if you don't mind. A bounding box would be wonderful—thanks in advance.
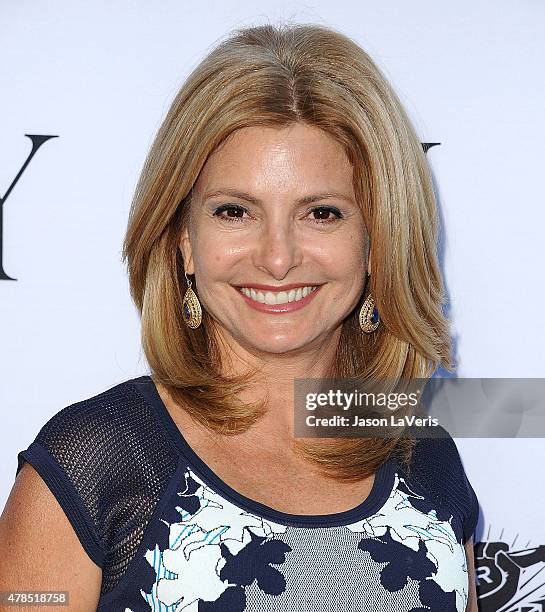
[243,333,321,355]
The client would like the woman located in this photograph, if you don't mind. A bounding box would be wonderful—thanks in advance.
[0,22,479,611]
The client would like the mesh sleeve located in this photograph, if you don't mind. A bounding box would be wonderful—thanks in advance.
[16,441,106,567]
[409,425,480,545]
[461,469,480,544]
[13,377,181,597]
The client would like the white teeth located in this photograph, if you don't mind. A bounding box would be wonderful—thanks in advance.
[240,285,318,305]
[264,292,275,305]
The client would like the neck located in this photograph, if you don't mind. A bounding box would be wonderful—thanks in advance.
[211,324,343,444]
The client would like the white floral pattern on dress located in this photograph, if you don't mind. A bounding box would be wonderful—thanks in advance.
[139,467,469,611]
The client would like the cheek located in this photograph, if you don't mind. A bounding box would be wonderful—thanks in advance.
[312,240,363,274]
[339,232,367,268]
[194,233,242,277]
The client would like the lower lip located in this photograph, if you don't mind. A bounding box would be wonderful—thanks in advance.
[235,286,323,313]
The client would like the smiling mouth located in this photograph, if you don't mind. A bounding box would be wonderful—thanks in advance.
[237,285,320,305]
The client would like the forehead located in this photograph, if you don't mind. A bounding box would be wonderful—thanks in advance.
[194,123,354,195]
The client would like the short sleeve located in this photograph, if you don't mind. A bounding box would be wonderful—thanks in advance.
[461,467,480,544]
[408,425,480,545]
[14,380,147,570]
[13,376,182,598]
[16,440,106,567]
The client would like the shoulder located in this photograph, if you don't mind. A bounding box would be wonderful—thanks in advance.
[18,376,175,475]
[409,424,468,477]
[399,425,480,544]
[15,376,181,573]
[23,377,149,449]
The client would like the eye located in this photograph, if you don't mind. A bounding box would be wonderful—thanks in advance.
[307,206,343,224]
[212,204,249,223]
[212,203,344,225]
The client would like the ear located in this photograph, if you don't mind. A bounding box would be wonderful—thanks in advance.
[179,226,194,276]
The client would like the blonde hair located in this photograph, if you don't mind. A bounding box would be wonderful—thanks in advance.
[122,22,454,481]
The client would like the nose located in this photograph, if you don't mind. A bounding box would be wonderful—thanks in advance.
[252,221,303,279]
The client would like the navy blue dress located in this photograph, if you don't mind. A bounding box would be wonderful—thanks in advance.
[16,375,479,611]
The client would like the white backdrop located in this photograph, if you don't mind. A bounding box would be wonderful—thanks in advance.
[2,1,544,608]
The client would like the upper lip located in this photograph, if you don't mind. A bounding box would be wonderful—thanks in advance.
[233,283,323,291]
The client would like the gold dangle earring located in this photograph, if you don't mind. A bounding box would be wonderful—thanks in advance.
[182,271,202,329]
[359,277,380,333]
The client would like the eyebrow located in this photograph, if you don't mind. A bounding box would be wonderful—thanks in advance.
[202,188,355,206]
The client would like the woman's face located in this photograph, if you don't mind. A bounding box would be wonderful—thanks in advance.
[180,122,370,358]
